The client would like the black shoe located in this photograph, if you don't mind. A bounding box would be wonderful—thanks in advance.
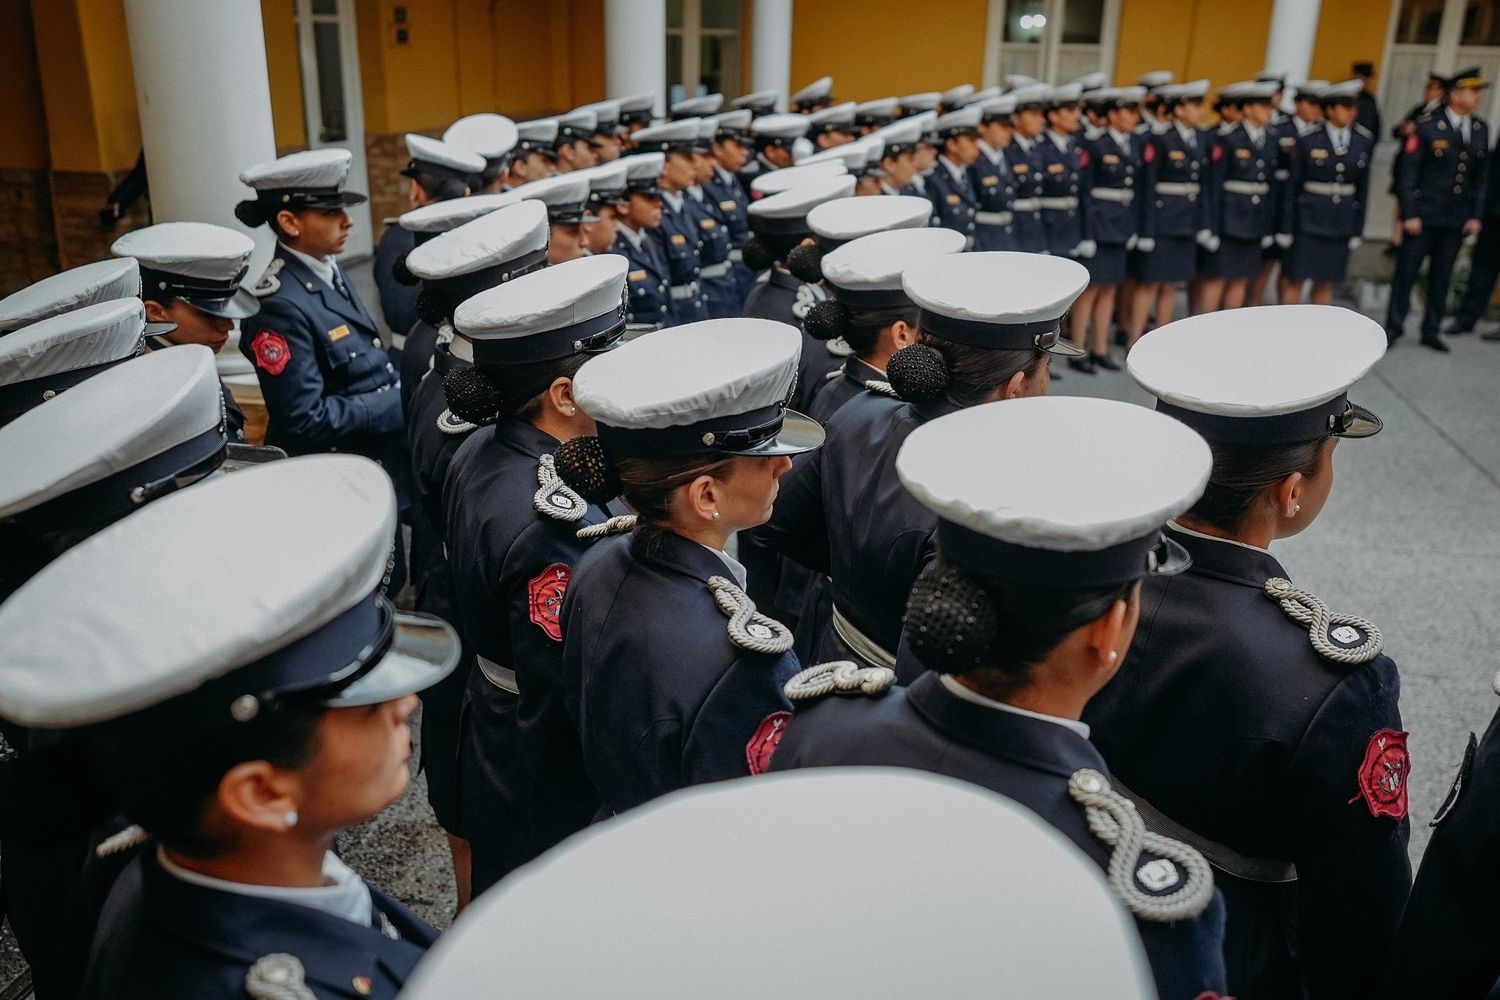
[1092,352,1122,371]
[1112,327,1128,347]
[1068,355,1098,374]
[1450,322,1476,336]
[1421,335,1451,353]
[1481,329,1500,342]
[1385,326,1403,346]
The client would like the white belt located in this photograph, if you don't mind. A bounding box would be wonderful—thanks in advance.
[1223,180,1270,196]
[976,211,1013,225]
[831,605,897,672]
[728,248,744,262]
[701,261,731,278]
[669,281,701,300]
[1303,181,1357,197]
[477,655,519,695]
[1040,196,1079,210]
[1011,197,1042,211]
[1091,187,1134,204]
[1154,182,1200,196]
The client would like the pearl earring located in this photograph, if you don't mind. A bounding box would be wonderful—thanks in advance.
[1108,650,1118,663]
[712,510,721,520]
[284,810,299,829]
[1291,504,1302,516]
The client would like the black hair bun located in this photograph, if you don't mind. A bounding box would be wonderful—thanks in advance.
[553,436,621,507]
[802,299,849,342]
[903,562,998,674]
[786,242,825,283]
[442,366,502,426]
[741,236,774,272]
[391,252,420,286]
[233,199,267,228]
[886,344,949,403]
[414,287,451,328]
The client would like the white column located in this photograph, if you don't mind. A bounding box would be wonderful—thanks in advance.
[1262,0,1323,86]
[607,0,668,118]
[752,0,793,106]
[122,0,277,246]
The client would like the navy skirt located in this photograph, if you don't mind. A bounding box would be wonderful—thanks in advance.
[1130,235,1196,283]
[1200,236,1264,279]
[1084,244,1129,285]
[1282,234,1350,283]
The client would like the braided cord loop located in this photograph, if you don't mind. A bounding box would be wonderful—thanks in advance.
[784,659,896,701]
[707,576,794,654]
[244,954,317,1000]
[1067,768,1216,923]
[533,453,588,523]
[1263,577,1383,665]
[576,514,638,540]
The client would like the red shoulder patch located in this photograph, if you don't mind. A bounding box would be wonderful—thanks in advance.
[746,710,791,775]
[1351,729,1411,820]
[1142,141,1156,164]
[1404,133,1420,155]
[251,330,291,376]
[1211,142,1223,162]
[1077,147,1091,168]
[526,563,571,642]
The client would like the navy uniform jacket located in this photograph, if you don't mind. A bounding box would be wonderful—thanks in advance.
[1008,138,1048,252]
[806,356,886,424]
[1385,701,1500,998]
[688,189,738,319]
[1037,132,1084,254]
[1079,129,1146,246]
[743,267,834,414]
[373,223,418,339]
[561,529,799,814]
[220,381,246,442]
[1140,126,1209,240]
[398,318,439,416]
[969,146,1018,251]
[82,850,433,1000]
[614,228,671,328]
[1281,124,1374,240]
[1083,526,1410,999]
[443,418,609,868]
[751,390,950,670]
[925,158,978,244]
[1268,118,1302,234]
[1205,123,1277,241]
[656,194,710,326]
[406,344,470,612]
[771,671,1230,1000]
[239,248,406,491]
[1396,110,1490,227]
[704,167,755,300]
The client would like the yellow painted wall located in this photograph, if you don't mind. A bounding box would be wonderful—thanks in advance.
[1310,0,1394,86]
[2,0,49,170]
[262,0,308,152]
[1116,0,1274,89]
[790,0,990,100]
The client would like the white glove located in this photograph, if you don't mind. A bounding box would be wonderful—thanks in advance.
[1348,237,1363,251]
[1196,230,1219,252]
[1259,235,1275,249]
[1135,237,1156,253]
[1274,233,1293,249]
[1073,240,1098,259]
[1126,234,1139,251]
[1464,232,1480,248]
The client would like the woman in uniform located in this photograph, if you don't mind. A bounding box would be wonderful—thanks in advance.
[0,456,459,1000]
[751,252,1087,678]
[440,255,629,894]
[1197,81,1281,312]
[1083,305,1410,1000]
[769,395,1229,1000]
[553,319,824,814]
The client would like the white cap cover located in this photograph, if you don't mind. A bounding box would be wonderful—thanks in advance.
[749,160,847,197]
[808,195,934,243]
[904,251,1089,340]
[0,259,141,334]
[404,133,486,176]
[454,254,627,363]
[748,175,859,230]
[442,113,520,161]
[239,148,353,191]
[399,770,1156,1000]
[821,228,967,299]
[749,112,810,142]
[671,93,724,117]
[0,298,144,389]
[790,76,834,105]
[807,101,857,129]
[399,191,525,234]
[111,222,255,284]
[406,200,550,281]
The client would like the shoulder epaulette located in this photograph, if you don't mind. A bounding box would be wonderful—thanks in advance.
[1354,123,1373,140]
[707,575,793,654]
[436,408,478,436]
[245,953,315,1000]
[576,514,636,541]
[784,659,895,701]
[533,453,587,522]
[251,257,284,298]
[864,379,899,398]
[1263,577,1383,664]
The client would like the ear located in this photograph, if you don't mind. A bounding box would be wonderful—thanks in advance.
[999,367,1030,400]
[1083,595,1131,677]
[1271,471,1306,519]
[407,177,423,208]
[545,376,579,418]
[143,299,173,324]
[216,759,302,836]
[890,319,918,349]
[275,209,301,239]
[681,473,722,525]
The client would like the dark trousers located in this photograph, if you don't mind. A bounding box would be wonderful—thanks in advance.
[1387,224,1464,339]
[1457,216,1500,328]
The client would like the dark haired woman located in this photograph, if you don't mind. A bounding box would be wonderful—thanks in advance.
[441,255,629,894]
[770,396,1229,1000]
[555,319,824,814]
[1083,305,1409,1000]
[742,173,855,349]
[751,251,1088,679]
[0,456,459,1000]
[235,149,410,591]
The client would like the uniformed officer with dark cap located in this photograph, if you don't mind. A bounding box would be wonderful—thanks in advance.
[510,119,562,185]
[617,94,657,144]
[611,152,672,329]
[509,172,593,264]
[1387,67,1490,350]
[631,119,711,325]
[1038,83,1088,258]
[443,113,519,194]
[807,101,860,150]
[770,395,1230,1000]
[731,89,780,116]
[1006,84,1052,253]
[554,109,602,173]
[1086,305,1409,1000]
[441,255,628,892]
[574,99,626,161]
[969,96,1019,251]
[0,456,458,1000]
[855,97,899,134]
[683,119,738,319]
[670,92,723,120]
[234,149,412,589]
[576,160,631,254]
[1252,80,1327,306]
[1198,80,1280,313]
[1454,128,1500,337]
[374,134,484,338]
[704,110,756,303]
[791,75,835,114]
[740,112,808,191]
[925,105,983,246]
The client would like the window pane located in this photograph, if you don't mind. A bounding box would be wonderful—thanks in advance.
[701,33,741,96]
[1062,0,1103,44]
[701,0,739,29]
[313,20,346,142]
[666,31,684,99]
[1462,0,1500,45]
[1004,0,1047,44]
[666,0,684,29]
[311,0,335,14]
[1396,0,1445,44]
